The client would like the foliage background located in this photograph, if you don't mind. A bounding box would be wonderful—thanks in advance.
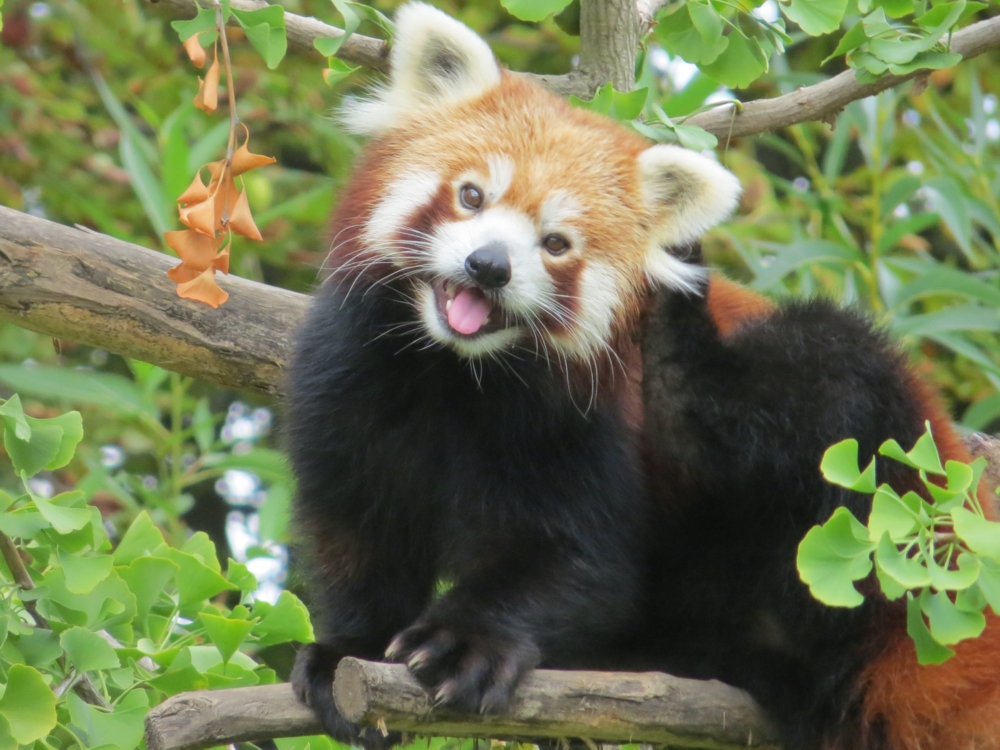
[0,0,999,748]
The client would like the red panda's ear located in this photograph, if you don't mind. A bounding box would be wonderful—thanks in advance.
[341,3,501,136]
[638,145,741,291]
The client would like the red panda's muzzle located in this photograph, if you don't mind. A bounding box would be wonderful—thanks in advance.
[433,279,505,337]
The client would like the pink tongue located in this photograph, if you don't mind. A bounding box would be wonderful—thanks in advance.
[447,287,492,335]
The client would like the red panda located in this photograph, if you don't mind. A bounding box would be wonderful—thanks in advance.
[285,4,1000,749]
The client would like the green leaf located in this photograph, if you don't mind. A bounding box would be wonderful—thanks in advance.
[750,240,861,290]
[0,394,30,440]
[232,6,287,69]
[121,130,172,238]
[113,511,167,566]
[321,57,360,86]
[167,549,239,612]
[500,0,573,22]
[922,588,985,645]
[171,8,217,42]
[0,365,153,417]
[824,20,869,64]
[0,664,57,744]
[252,590,315,646]
[226,558,259,591]
[58,549,114,594]
[4,410,84,477]
[952,507,1000,559]
[820,439,877,493]
[67,691,148,750]
[783,0,847,36]
[926,548,979,591]
[0,509,49,539]
[887,51,962,76]
[656,5,728,66]
[61,626,122,672]
[118,556,179,617]
[869,487,918,540]
[15,629,63,669]
[193,397,214,453]
[879,424,945,475]
[894,305,1000,338]
[182,530,222,573]
[570,84,648,122]
[0,714,16,750]
[907,592,955,664]
[977,558,1000,613]
[797,508,874,607]
[700,25,768,88]
[34,491,92,535]
[199,613,257,663]
[874,533,931,589]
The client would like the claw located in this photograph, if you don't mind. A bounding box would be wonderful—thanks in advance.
[407,648,430,670]
[385,636,405,660]
[434,681,455,707]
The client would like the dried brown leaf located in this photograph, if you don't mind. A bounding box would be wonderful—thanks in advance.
[179,195,218,237]
[164,229,218,269]
[176,266,229,308]
[228,188,262,241]
[177,171,210,206]
[213,170,240,233]
[193,54,220,112]
[183,34,207,69]
[231,141,276,176]
[212,245,231,275]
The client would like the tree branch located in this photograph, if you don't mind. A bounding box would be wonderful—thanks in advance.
[579,0,641,93]
[145,658,780,750]
[0,206,306,398]
[686,15,1000,138]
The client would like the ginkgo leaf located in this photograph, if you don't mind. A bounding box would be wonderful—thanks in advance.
[177,171,210,206]
[212,245,231,274]
[179,195,218,237]
[183,33,207,68]
[194,53,220,112]
[229,189,262,240]
[165,229,221,283]
[176,267,229,308]
[213,171,240,232]
[232,140,277,176]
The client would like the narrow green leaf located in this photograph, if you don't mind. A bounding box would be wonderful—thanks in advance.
[0,365,153,417]
[500,0,574,22]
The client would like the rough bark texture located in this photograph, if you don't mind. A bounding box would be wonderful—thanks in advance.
[0,206,307,398]
[578,0,641,93]
[144,659,780,750]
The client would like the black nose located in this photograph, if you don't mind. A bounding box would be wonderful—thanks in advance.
[464,243,511,289]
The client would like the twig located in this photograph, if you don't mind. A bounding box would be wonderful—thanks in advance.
[144,658,780,750]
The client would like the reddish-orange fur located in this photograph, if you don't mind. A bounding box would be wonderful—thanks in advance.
[706,275,776,335]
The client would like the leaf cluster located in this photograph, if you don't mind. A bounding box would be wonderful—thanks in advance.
[798,423,1000,664]
[0,394,312,750]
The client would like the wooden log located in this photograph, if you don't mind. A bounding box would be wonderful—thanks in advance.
[143,659,779,750]
[0,206,307,397]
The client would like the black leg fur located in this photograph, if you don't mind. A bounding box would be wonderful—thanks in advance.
[286,279,647,735]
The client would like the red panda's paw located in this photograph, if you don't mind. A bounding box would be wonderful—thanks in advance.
[386,620,540,714]
[292,642,402,749]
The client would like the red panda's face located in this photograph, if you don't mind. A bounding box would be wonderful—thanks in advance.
[335,2,741,362]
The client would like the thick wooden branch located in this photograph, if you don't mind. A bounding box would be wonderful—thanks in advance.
[145,658,780,750]
[0,206,306,398]
[146,0,1000,132]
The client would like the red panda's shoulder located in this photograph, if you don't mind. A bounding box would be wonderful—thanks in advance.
[705,275,775,336]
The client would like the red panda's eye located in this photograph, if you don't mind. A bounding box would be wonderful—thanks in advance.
[459,184,484,210]
[543,234,571,255]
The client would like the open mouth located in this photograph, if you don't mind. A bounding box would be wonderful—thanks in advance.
[433,279,506,337]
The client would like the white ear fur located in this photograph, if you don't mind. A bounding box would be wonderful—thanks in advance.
[638,144,740,291]
[341,3,501,135]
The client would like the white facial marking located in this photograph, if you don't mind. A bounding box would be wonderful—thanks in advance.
[540,191,582,228]
[486,154,514,202]
[549,261,620,359]
[363,171,441,258]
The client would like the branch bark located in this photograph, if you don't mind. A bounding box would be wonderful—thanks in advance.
[685,14,1000,139]
[0,206,306,398]
[145,658,780,750]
